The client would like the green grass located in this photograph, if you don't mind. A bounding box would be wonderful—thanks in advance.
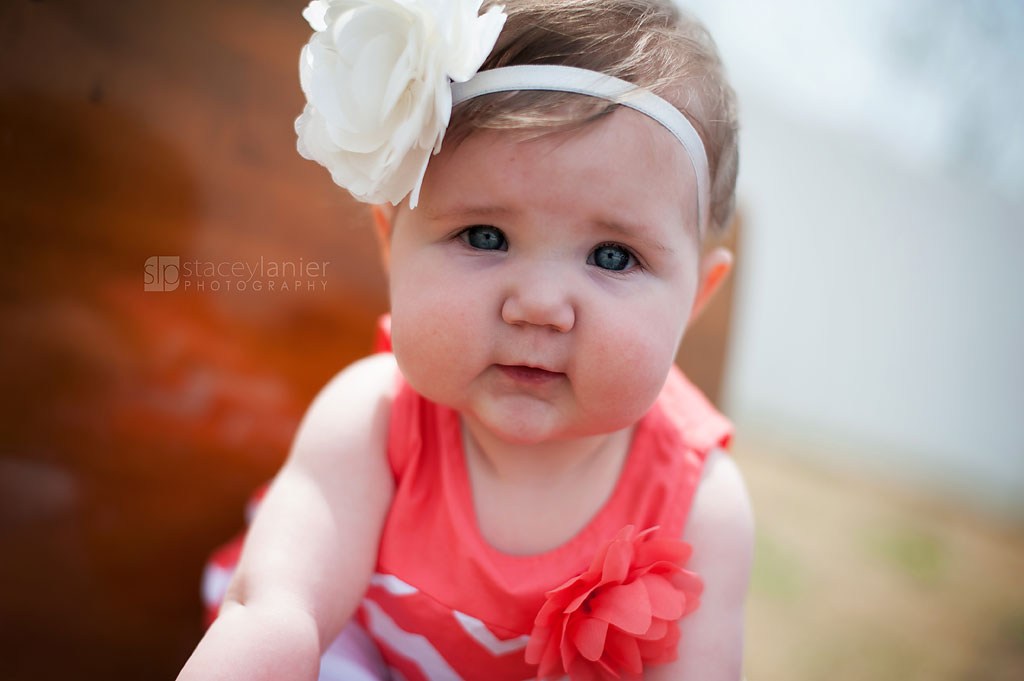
[750,530,804,601]
[863,524,946,587]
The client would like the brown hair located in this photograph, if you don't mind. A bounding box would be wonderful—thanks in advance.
[448,0,739,236]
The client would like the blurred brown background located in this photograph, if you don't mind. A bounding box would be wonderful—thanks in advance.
[0,1,383,677]
[2,2,1022,681]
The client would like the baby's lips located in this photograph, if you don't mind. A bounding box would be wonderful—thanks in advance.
[498,360,565,375]
[518,365,564,376]
[497,365,566,384]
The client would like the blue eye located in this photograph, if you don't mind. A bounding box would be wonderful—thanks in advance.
[461,226,507,251]
[589,244,634,271]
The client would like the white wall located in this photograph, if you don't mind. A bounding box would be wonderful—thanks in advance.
[724,94,1024,513]
[679,0,1024,513]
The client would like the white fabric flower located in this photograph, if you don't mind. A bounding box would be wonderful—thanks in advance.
[295,0,506,208]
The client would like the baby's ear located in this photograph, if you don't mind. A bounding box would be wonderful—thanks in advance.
[370,204,396,270]
[688,247,733,325]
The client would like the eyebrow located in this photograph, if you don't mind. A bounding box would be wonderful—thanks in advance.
[422,204,517,223]
[594,218,675,255]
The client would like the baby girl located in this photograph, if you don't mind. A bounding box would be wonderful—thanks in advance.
[179,1,753,679]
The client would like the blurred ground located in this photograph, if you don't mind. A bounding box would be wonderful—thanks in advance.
[738,438,1024,681]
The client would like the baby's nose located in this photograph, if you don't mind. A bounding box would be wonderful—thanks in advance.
[500,267,575,333]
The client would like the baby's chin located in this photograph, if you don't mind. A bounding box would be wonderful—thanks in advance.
[458,406,554,446]
[466,404,634,448]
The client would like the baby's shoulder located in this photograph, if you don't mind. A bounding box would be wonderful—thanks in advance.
[318,352,399,402]
[643,450,753,679]
[287,352,399,477]
[681,448,755,605]
[683,449,754,557]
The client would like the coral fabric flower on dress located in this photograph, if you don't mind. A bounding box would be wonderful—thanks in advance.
[294,0,506,208]
[525,526,703,681]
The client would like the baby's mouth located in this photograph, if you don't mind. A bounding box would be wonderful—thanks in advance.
[496,364,564,384]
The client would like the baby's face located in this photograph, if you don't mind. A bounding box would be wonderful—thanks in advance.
[387,107,703,444]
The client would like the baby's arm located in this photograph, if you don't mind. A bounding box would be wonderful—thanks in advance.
[646,448,756,681]
[177,353,398,681]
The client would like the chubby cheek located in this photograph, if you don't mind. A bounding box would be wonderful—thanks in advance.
[388,262,486,401]
[576,298,687,428]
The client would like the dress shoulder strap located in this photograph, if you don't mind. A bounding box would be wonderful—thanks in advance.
[659,364,733,456]
[384,372,421,479]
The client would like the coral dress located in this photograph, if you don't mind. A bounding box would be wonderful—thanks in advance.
[202,321,732,681]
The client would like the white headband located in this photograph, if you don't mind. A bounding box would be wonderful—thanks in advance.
[452,64,710,231]
[294,1,709,230]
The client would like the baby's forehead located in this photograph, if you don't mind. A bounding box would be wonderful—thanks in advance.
[420,110,702,239]
[444,106,690,167]
[443,108,696,185]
